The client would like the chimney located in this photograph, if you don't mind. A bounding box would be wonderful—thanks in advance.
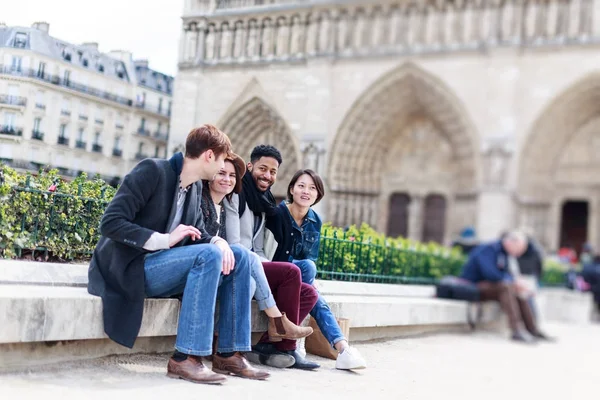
[107,50,133,62]
[81,42,99,52]
[31,21,50,34]
[134,59,149,69]
[0,22,6,28]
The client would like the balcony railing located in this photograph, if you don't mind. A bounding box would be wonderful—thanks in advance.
[153,131,169,142]
[135,101,171,117]
[115,123,124,130]
[35,103,46,110]
[0,125,23,137]
[79,115,88,121]
[112,148,123,157]
[60,109,71,117]
[92,144,103,153]
[0,66,134,107]
[215,0,305,9]
[137,127,150,137]
[135,152,147,161]
[57,136,69,146]
[31,130,44,141]
[75,140,87,149]
[0,95,27,107]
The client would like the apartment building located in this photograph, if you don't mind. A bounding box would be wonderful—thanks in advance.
[0,22,173,185]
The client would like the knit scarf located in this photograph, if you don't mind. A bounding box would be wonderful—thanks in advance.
[241,171,277,217]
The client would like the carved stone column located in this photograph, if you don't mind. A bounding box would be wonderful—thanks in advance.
[477,136,516,240]
[195,19,208,65]
[408,194,424,241]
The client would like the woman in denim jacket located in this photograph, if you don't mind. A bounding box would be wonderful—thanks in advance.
[266,169,367,370]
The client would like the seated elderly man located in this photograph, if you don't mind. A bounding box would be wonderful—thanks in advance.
[460,230,551,343]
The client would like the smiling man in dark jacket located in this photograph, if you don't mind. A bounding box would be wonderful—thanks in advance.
[460,230,549,343]
[88,124,269,384]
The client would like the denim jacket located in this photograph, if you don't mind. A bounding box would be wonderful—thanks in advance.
[265,201,322,263]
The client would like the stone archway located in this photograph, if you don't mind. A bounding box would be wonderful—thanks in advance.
[518,74,600,251]
[220,97,300,198]
[327,63,478,241]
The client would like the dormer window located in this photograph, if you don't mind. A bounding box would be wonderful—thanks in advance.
[13,32,28,49]
[98,64,105,73]
[63,49,72,62]
[82,59,89,67]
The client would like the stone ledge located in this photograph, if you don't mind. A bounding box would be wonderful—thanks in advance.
[0,284,483,345]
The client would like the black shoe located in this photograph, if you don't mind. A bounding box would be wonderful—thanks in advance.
[511,330,535,344]
[245,343,295,369]
[283,350,320,370]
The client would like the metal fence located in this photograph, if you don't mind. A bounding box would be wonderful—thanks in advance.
[0,176,111,259]
[316,230,465,285]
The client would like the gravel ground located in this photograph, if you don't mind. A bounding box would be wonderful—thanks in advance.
[0,322,597,400]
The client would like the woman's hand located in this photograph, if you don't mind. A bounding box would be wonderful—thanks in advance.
[215,239,235,275]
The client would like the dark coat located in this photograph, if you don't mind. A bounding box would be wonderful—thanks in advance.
[88,153,212,348]
[460,241,512,283]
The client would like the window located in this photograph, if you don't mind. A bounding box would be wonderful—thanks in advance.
[114,136,121,150]
[158,98,163,113]
[59,124,68,139]
[94,132,101,145]
[138,142,144,153]
[77,128,85,141]
[157,122,162,133]
[33,118,41,132]
[37,62,46,78]
[11,56,22,72]
[140,118,146,129]
[167,101,172,115]
[98,64,104,73]
[4,113,16,128]
[13,32,28,48]
[82,59,89,67]
[154,145,159,158]
[63,70,71,85]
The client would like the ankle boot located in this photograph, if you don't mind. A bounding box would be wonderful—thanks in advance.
[268,313,313,342]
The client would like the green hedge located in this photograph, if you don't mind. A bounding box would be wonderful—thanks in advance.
[317,223,466,284]
[0,164,116,260]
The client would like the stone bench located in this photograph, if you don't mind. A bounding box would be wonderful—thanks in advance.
[3,259,591,369]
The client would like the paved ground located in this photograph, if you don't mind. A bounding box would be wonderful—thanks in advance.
[0,322,597,400]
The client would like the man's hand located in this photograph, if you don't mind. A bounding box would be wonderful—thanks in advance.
[168,224,202,247]
[215,239,235,275]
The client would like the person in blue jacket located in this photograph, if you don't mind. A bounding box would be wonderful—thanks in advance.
[265,169,367,370]
[460,230,550,343]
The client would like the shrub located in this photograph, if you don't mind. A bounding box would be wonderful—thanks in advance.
[0,164,116,260]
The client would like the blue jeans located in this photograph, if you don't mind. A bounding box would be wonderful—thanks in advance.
[292,259,346,348]
[249,252,277,310]
[144,243,253,356]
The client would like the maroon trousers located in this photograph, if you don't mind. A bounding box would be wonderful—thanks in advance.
[258,261,318,351]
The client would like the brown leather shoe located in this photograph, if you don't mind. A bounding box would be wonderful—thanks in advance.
[268,312,313,342]
[212,352,270,380]
[167,355,227,384]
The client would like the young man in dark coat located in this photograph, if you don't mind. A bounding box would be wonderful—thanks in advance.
[88,124,269,384]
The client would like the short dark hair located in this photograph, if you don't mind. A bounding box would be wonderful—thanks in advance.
[250,145,282,166]
[185,124,232,159]
[287,169,325,206]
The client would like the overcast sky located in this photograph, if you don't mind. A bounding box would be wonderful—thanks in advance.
[2,0,184,76]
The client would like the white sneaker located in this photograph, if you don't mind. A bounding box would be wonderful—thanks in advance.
[335,346,367,370]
